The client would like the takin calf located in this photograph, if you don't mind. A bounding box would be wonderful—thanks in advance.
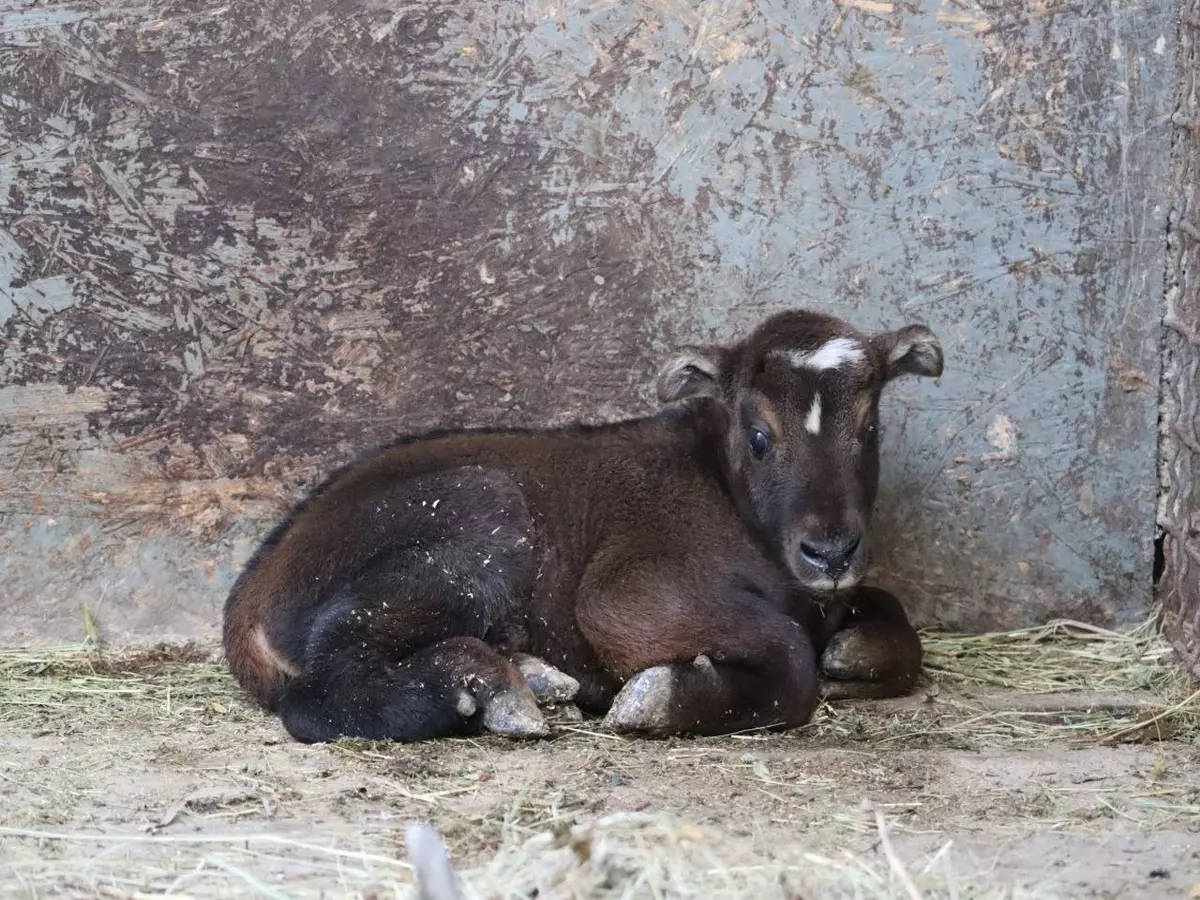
[223,309,943,743]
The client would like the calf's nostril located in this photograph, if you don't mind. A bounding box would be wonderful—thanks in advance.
[798,535,862,575]
[799,541,827,568]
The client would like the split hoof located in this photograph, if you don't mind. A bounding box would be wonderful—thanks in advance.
[480,686,549,739]
[603,665,676,733]
[512,654,580,705]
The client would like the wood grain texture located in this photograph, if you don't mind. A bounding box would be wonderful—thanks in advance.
[1159,4,1200,681]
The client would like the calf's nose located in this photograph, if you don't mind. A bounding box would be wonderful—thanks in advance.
[798,534,861,578]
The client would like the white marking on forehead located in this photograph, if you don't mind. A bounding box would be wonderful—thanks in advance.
[805,393,822,435]
[780,337,865,371]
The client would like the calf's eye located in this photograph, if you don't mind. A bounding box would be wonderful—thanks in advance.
[862,423,880,446]
[748,428,771,458]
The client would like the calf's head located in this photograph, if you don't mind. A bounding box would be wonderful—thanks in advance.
[656,310,943,592]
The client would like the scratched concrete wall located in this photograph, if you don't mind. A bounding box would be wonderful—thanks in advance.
[0,0,1177,645]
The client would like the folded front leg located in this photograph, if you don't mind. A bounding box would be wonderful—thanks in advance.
[818,586,924,701]
[576,561,820,737]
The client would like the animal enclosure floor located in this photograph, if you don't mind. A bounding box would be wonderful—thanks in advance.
[1,629,1198,899]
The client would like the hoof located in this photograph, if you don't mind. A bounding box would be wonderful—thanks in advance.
[512,654,581,705]
[480,686,549,739]
[603,665,676,733]
[820,626,880,682]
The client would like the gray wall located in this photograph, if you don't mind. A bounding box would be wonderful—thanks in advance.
[0,0,1176,644]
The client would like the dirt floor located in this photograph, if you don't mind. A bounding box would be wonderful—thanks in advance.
[1,628,1198,899]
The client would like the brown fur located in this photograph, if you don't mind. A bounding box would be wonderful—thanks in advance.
[223,309,943,742]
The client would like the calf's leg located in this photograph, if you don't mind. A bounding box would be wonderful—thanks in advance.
[576,563,820,736]
[818,586,923,701]
[269,467,547,743]
[280,633,546,743]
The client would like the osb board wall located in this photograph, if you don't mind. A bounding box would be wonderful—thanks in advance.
[0,0,1176,645]
[1160,8,1200,681]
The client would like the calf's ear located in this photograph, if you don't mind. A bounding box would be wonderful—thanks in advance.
[872,325,943,381]
[655,345,730,402]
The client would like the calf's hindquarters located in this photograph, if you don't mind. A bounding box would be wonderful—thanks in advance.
[227,464,551,742]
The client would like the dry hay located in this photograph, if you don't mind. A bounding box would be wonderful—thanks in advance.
[1,613,1197,899]
[814,614,1200,749]
[0,641,246,735]
[2,611,1196,748]
[424,809,1056,900]
[0,809,1062,899]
